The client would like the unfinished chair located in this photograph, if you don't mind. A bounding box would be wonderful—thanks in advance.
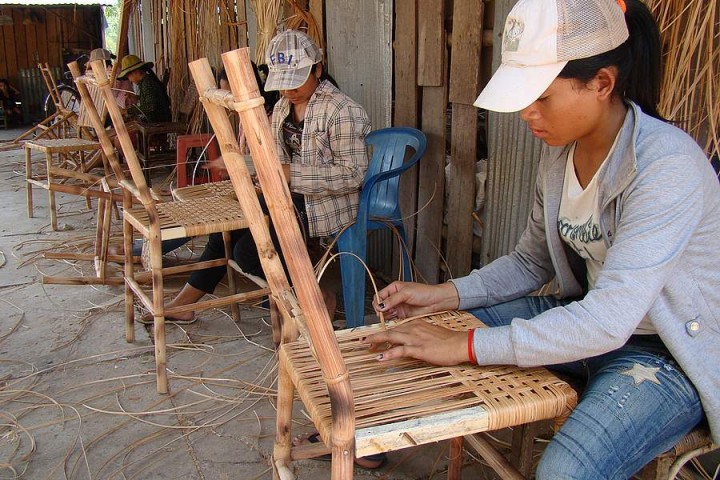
[86,59,270,394]
[335,127,426,327]
[24,64,117,231]
[38,62,131,286]
[190,48,578,480]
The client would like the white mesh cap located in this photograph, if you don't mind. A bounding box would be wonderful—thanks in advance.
[264,30,323,91]
[474,0,629,112]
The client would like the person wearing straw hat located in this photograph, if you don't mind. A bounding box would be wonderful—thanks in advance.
[365,0,720,477]
[117,54,170,123]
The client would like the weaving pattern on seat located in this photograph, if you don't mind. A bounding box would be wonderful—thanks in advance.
[123,195,248,239]
[172,180,234,201]
[281,310,577,458]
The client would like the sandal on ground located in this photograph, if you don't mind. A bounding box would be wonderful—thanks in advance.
[136,314,197,325]
[298,432,387,470]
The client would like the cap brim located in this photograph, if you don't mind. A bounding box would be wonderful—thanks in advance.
[474,61,568,113]
[264,65,312,91]
[117,61,153,81]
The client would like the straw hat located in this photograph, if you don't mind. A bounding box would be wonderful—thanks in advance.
[118,54,153,80]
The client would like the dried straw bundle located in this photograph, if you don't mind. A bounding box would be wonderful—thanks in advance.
[249,0,283,64]
[284,0,325,56]
[647,0,719,158]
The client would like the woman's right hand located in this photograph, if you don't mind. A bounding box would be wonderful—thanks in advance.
[373,281,460,319]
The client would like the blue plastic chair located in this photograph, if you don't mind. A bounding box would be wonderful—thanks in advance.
[336,127,427,327]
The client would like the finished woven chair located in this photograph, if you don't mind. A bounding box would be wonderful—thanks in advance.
[82,59,270,394]
[189,48,579,480]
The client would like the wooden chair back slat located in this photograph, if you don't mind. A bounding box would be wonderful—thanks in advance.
[87,60,155,207]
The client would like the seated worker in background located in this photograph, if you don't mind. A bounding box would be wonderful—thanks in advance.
[117,54,171,123]
[152,30,371,336]
[0,78,22,126]
[112,54,172,159]
[88,48,138,111]
[366,0,720,478]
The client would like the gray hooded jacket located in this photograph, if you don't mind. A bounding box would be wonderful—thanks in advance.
[451,103,720,442]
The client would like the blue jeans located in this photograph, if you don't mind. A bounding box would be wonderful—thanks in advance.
[468,297,704,479]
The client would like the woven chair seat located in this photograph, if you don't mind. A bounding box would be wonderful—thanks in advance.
[280,310,577,458]
[25,138,101,152]
[172,180,235,201]
[123,195,249,240]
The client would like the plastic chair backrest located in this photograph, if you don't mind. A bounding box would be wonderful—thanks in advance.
[357,127,427,227]
[336,127,426,328]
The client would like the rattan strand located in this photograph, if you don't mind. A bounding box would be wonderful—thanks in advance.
[281,311,577,446]
[173,180,235,201]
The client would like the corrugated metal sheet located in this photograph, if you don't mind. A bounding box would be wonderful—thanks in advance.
[480,0,544,265]
[324,0,392,130]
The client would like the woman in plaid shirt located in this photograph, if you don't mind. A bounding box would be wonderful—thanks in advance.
[152,30,371,326]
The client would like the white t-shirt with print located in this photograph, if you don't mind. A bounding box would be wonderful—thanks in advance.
[558,143,656,335]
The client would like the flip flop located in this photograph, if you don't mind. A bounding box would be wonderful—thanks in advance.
[303,433,387,469]
[136,315,197,325]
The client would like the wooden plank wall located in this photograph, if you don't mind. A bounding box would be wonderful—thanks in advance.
[0,6,102,95]
[390,0,495,282]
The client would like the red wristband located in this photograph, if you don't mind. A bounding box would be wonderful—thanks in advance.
[467,329,476,364]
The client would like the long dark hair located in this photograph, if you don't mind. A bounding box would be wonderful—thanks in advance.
[559,0,663,120]
[310,63,339,88]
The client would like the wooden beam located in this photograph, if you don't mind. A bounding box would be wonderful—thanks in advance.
[394,0,420,279]
[446,103,477,278]
[417,0,445,86]
[414,83,447,284]
[449,0,484,105]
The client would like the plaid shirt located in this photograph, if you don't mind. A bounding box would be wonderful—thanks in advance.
[271,80,371,237]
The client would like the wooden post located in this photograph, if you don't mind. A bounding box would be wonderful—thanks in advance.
[394,0,420,280]
[446,0,484,279]
[448,437,464,480]
[415,0,448,284]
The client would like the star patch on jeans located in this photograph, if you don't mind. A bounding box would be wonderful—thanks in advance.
[620,363,662,385]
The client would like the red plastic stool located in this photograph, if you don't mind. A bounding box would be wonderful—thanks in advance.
[176,133,222,187]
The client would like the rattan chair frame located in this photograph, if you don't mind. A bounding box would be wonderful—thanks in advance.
[189,49,578,480]
[83,59,270,394]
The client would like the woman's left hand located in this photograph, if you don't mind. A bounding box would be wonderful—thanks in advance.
[362,320,470,366]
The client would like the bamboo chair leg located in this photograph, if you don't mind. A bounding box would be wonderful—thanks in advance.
[124,217,135,343]
[274,364,296,475]
[25,147,33,218]
[223,231,241,323]
[270,300,281,347]
[95,190,114,280]
[80,151,92,210]
[448,437,464,480]
[149,233,169,394]
[95,195,107,278]
[510,421,540,478]
[46,151,58,231]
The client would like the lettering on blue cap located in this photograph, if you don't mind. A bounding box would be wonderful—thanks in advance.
[269,52,294,66]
